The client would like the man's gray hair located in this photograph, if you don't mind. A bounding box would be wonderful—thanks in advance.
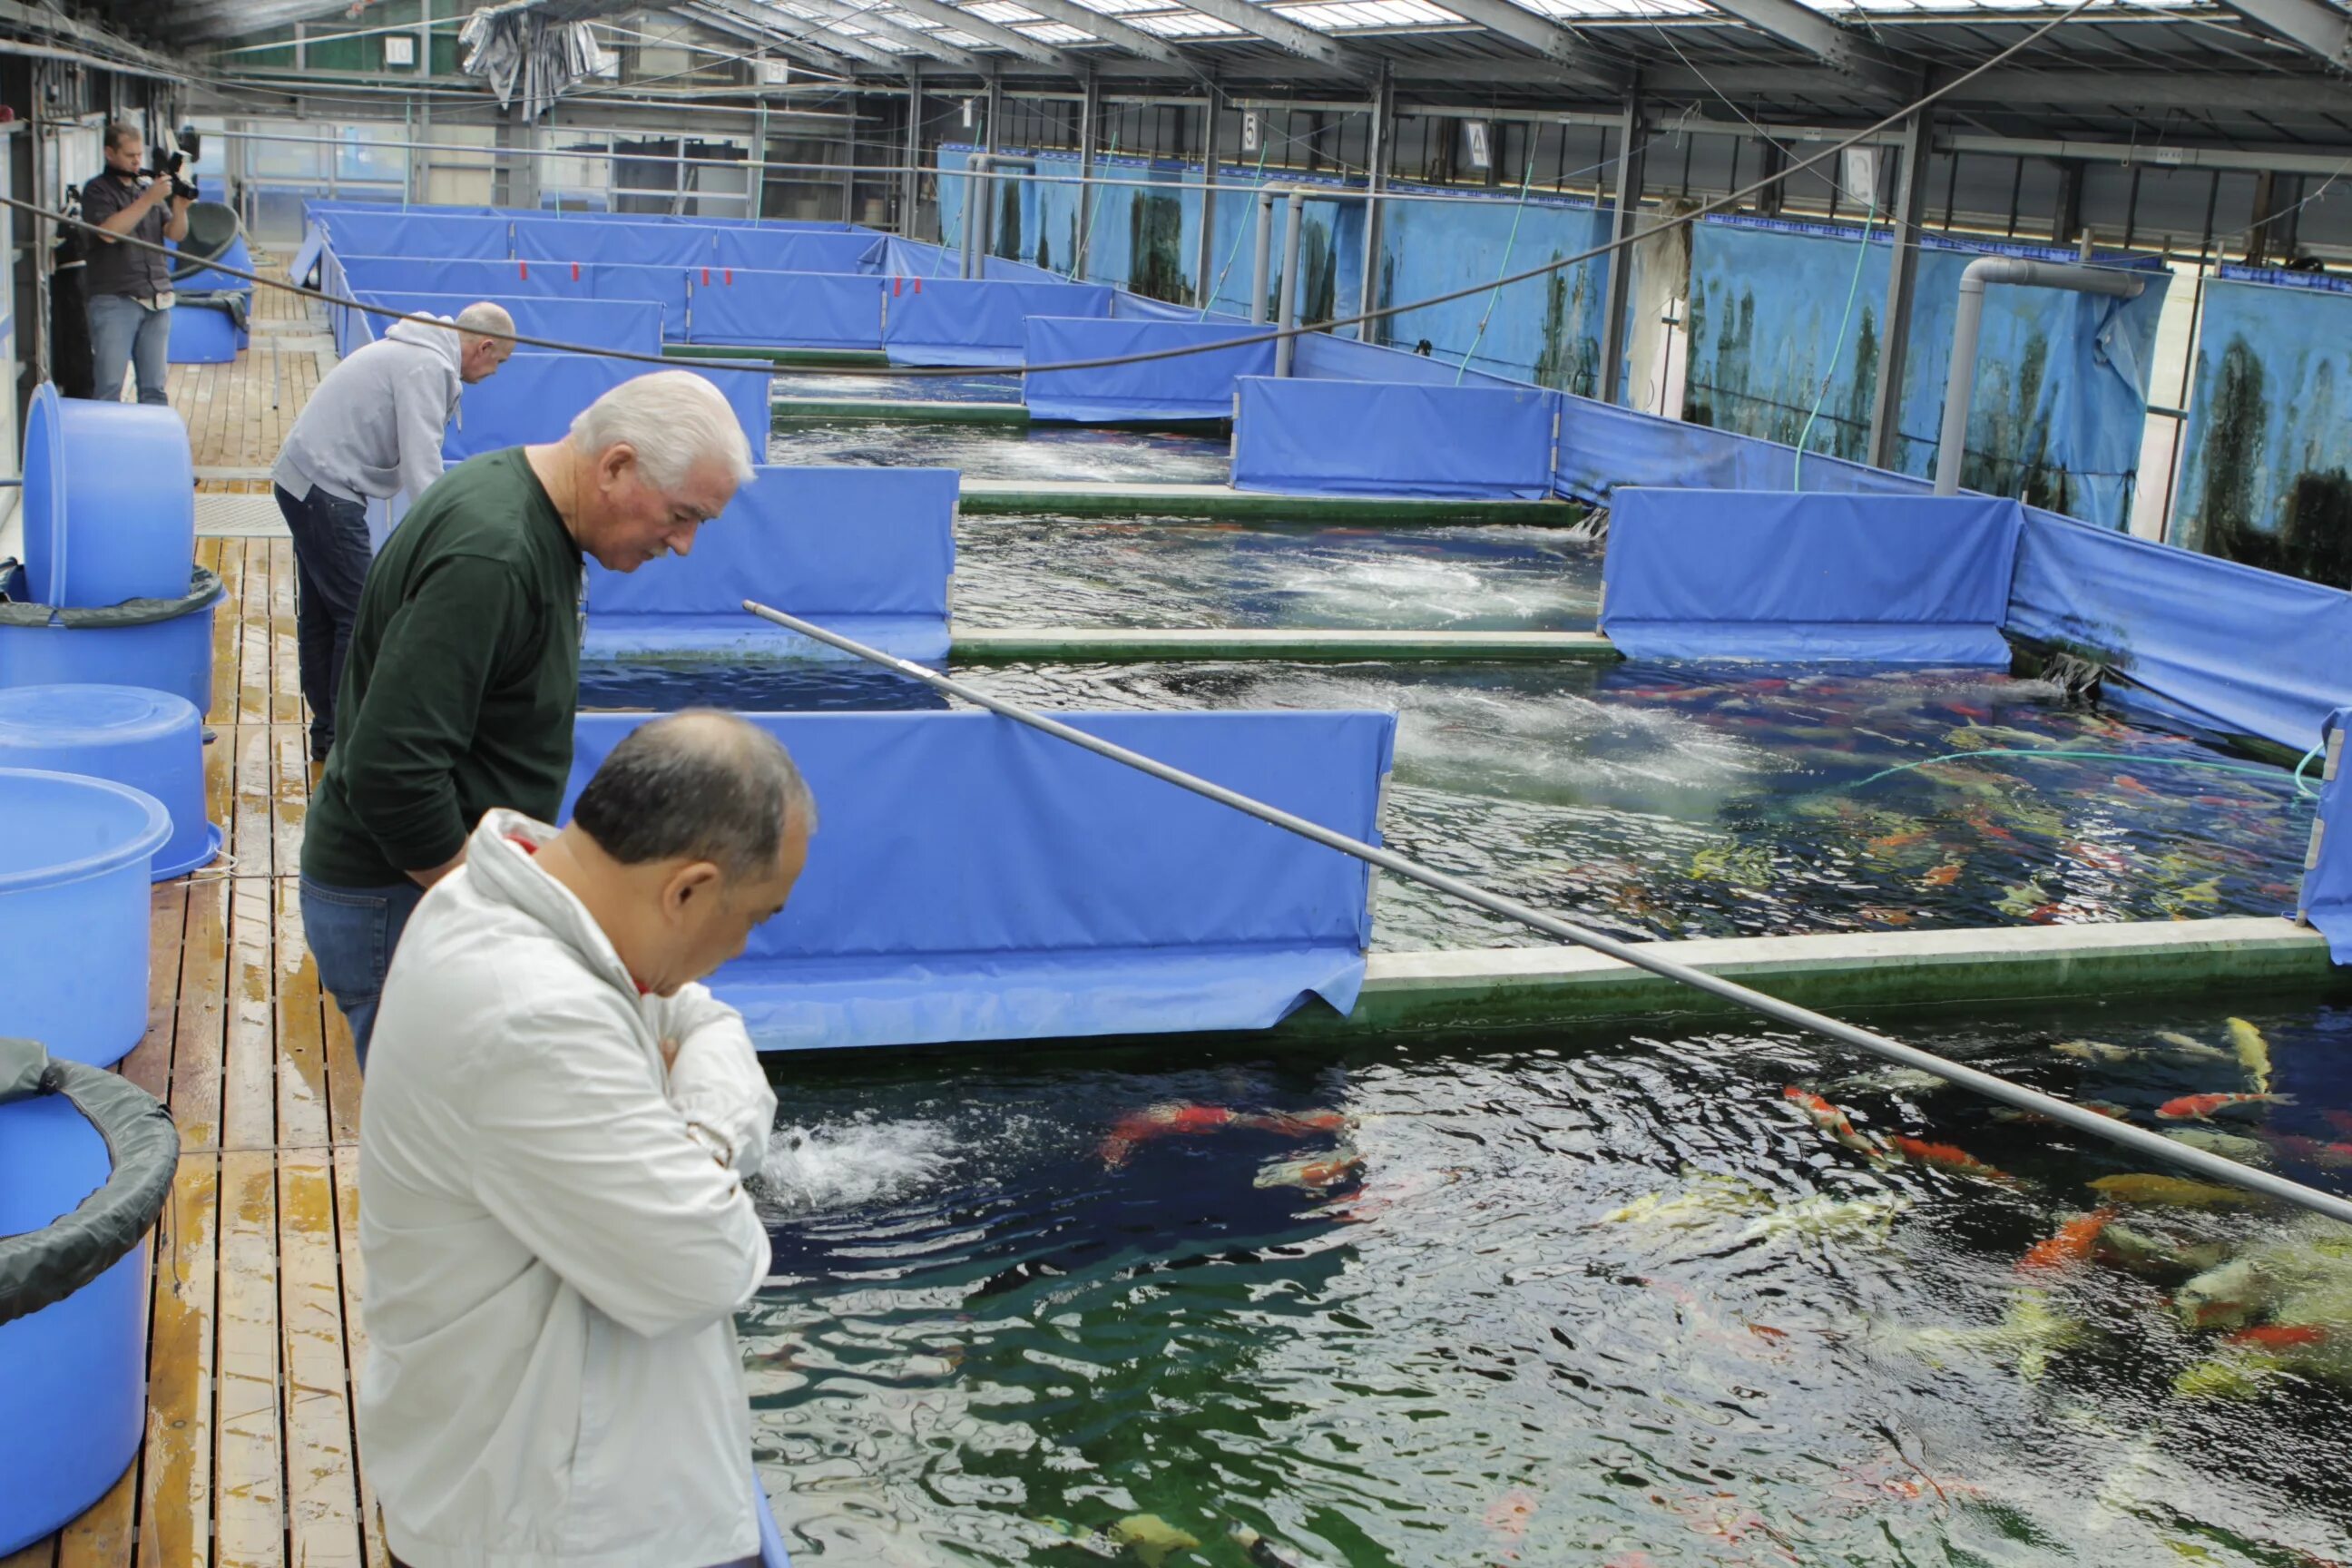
[570,710,816,880]
[566,370,755,491]
[454,300,514,341]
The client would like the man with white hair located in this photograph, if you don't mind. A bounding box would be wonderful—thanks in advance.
[300,369,755,1064]
[358,710,811,1567]
[274,299,517,760]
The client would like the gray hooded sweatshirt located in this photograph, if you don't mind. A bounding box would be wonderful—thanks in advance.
[273,314,466,507]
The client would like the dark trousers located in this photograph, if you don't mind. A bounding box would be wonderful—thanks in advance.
[275,483,373,760]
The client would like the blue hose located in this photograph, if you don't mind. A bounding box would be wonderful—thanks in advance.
[1851,746,2308,793]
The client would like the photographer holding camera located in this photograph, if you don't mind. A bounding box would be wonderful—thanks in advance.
[80,121,194,406]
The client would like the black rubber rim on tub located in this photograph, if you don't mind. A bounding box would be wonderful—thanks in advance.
[0,1037,180,1328]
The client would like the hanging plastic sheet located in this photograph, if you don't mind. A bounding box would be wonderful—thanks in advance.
[564,709,1394,1052]
[710,229,888,275]
[318,210,511,260]
[1231,377,1556,499]
[2299,710,2352,965]
[512,217,718,268]
[1114,293,1247,326]
[583,466,956,663]
[1292,332,1525,390]
[1553,391,1934,505]
[684,270,886,349]
[349,290,665,357]
[881,277,1114,367]
[2171,279,2352,588]
[1373,188,1612,392]
[445,353,770,463]
[1023,317,1271,423]
[1601,489,2021,663]
[2005,505,2352,752]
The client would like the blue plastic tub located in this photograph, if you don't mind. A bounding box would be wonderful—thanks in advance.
[0,769,171,1066]
[0,685,220,879]
[20,383,198,608]
[0,562,220,715]
[0,1093,148,1553]
[167,302,244,364]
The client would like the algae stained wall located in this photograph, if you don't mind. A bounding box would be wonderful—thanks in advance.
[1372,191,1611,394]
[2174,275,2352,590]
[1683,218,2169,529]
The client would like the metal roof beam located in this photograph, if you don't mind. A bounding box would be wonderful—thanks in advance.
[1166,0,1359,69]
[1696,0,1918,98]
[684,0,879,71]
[1427,0,1623,90]
[872,0,1085,71]
[1001,0,1197,67]
[2208,0,2352,70]
[763,0,993,68]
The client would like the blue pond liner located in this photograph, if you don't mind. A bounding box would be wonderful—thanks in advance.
[564,710,1394,1052]
[0,563,222,715]
[0,685,220,880]
[0,1092,148,1552]
[19,384,198,609]
[0,769,170,1067]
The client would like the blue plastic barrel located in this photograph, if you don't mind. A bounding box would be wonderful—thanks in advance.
[0,769,171,1066]
[20,383,198,609]
[167,303,244,365]
[0,686,220,880]
[0,1092,148,1553]
[0,563,220,716]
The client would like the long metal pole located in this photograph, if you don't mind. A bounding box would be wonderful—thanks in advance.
[1274,187,1306,377]
[740,597,2352,1229]
[1249,184,1275,325]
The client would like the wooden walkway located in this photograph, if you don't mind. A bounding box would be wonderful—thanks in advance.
[5,267,389,1568]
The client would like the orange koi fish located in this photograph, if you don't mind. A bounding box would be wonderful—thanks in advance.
[2226,1324,2330,1350]
[1783,1087,1885,1157]
[1922,862,1964,888]
[2114,775,2156,796]
[2154,1092,2292,1122]
[2017,1207,2119,1273]
[1886,1134,2011,1181]
[1867,828,1931,854]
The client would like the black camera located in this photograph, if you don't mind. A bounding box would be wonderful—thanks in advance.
[147,149,197,202]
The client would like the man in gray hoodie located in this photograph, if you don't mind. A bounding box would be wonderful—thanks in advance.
[273,302,515,760]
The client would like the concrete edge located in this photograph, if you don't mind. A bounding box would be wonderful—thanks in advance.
[1276,916,2346,1040]
[950,628,1618,662]
[955,484,1582,524]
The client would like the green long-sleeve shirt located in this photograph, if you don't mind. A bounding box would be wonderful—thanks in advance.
[302,449,584,890]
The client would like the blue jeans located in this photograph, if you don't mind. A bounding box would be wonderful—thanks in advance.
[300,877,426,1071]
[86,292,172,406]
[276,485,373,759]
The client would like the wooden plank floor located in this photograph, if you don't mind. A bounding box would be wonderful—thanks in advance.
[5,267,385,1568]
[177,257,330,492]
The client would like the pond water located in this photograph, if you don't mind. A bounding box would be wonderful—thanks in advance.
[745,998,2352,1566]
[770,369,1025,405]
[769,418,1231,485]
[579,659,2315,951]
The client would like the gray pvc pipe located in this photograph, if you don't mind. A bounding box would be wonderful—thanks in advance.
[1249,186,1277,326]
[1274,189,1307,377]
[1935,256,2146,495]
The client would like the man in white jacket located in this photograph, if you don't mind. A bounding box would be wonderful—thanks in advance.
[272,301,514,760]
[358,710,813,1568]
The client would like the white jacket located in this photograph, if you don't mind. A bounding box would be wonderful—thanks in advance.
[358,809,778,1568]
[274,313,466,506]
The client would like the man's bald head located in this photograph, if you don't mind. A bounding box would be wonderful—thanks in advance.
[454,301,516,385]
[571,710,817,879]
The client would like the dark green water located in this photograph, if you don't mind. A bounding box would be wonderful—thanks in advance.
[746,1000,2352,1565]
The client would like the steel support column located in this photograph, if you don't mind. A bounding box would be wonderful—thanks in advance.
[1866,108,1928,471]
[1596,84,1645,407]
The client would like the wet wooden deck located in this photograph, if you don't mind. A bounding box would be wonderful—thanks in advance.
[5,267,388,1568]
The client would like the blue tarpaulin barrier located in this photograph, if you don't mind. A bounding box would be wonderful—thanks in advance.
[563,709,1395,1052]
[1371,187,1612,393]
[2300,710,2352,965]
[1231,377,1556,499]
[1293,331,1526,390]
[685,270,886,348]
[2004,505,2352,751]
[1554,392,1935,505]
[881,277,1114,367]
[347,291,665,358]
[710,229,886,275]
[1601,489,2022,663]
[333,254,574,300]
[318,210,511,260]
[1023,317,1270,423]
[586,263,692,328]
[445,352,771,463]
[2172,279,2352,589]
[583,466,956,663]
[513,216,718,267]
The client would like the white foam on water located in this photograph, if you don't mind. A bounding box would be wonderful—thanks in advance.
[757,1116,961,1216]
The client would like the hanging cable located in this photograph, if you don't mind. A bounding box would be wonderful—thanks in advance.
[1791,189,1878,491]
[1453,142,1541,387]
[1195,135,1274,323]
[740,598,2352,1230]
